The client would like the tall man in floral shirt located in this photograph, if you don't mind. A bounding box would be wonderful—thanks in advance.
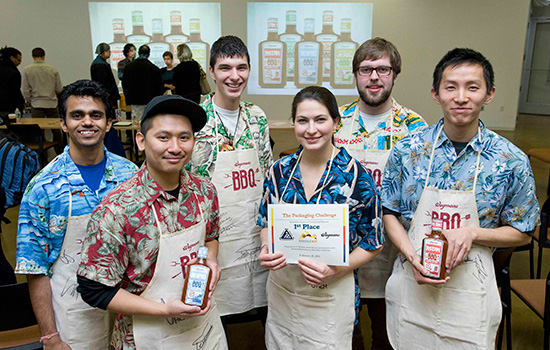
[186,35,273,326]
[333,37,426,350]
[15,79,138,350]
[381,48,539,349]
[77,95,227,349]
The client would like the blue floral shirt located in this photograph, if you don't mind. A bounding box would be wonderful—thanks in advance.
[257,146,383,320]
[15,146,138,276]
[381,119,540,234]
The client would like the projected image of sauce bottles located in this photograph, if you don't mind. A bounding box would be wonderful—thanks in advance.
[149,18,171,68]
[294,18,322,88]
[330,18,358,89]
[279,10,303,83]
[127,10,151,50]
[187,18,210,71]
[315,10,339,82]
[164,11,189,65]
[259,18,286,88]
[109,18,127,71]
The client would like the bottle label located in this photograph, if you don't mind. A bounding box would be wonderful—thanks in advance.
[316,34,338,79]
[109,43,126,70]
[170,13,182,24]
[184,265,209,306]
[149,42,171,68]
[187,42,208,71]
[297,42,320,84]
[333,42,355,86]
[261,42,284,84]
[279,34,301,78]
[423,238,444,278]
[127,35,151,50]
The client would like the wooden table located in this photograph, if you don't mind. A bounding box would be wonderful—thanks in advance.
[0,118,140,131]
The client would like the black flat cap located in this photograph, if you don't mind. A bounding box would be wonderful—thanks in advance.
[141,95,207,132]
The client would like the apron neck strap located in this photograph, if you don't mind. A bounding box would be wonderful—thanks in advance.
[151,192,203,238]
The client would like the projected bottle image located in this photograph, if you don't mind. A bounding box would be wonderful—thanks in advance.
[127,10,151,50]
[165,10,189,64]
[330,18,358,89]
[294,18,322,88]
[187,18,210,71]
[279,10,303,82]
[259,18,286,88]
[149,18,170,68]
[109,18,127,71]
[315,10,339,82]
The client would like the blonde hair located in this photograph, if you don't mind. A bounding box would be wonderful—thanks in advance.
[177,44,193,62]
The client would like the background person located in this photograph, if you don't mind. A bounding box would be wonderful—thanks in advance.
[258,86,383,349]
[172,43,201,103]
[0,46,24,120]
[160,51,176,93]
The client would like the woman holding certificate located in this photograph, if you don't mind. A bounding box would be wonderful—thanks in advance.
[257,86,384,349]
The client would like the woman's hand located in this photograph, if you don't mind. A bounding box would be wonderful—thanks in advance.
[259,244,287,270]
[298,258,340,286]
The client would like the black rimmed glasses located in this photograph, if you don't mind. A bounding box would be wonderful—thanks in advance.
[357,66,393,76]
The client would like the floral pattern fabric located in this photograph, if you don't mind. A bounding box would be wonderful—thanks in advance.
[186,93,273,178]
[15,146,138,276]
[257,146,383,320]
[381,118,540,234]
[77,165,219,350]
[334,98,426,150]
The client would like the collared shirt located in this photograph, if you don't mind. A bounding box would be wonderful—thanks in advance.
[257,147,383,319]
[381,118,540,233]
[334,98,426,150]
[186,93,273,178]
[22,60,63,109]
[77,165,220,350]
[15,146,138,276]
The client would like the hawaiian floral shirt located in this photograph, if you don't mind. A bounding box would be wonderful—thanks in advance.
[381,119,540,234]
[77,165,219,350]
[186,93,273,178]
[15,146,137,276]
[257,146,383,321]
[334,98,426,150]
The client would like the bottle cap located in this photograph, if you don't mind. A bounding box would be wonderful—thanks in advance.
[198,246,208,259]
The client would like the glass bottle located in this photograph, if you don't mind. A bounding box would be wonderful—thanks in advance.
[279,10,303,82]
[164,11,189,65]
[126,10,151,50]
[258,18,286,88]
[294,18,322,88]
[109,18,127,71]
[421,218,448,280]
[187,18,210,71]
[149,18,170,68]
[330,18,358,89]
[315,10,339,82]
[182,246,212,309]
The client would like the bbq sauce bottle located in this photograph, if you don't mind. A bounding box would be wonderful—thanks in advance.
[182,246,212,309]
[421,218,448,280]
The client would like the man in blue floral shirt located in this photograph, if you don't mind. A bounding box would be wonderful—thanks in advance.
[381,48,539,349]
[15,80,137,349]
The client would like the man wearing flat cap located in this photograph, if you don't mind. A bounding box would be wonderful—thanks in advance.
[77,95,228,350]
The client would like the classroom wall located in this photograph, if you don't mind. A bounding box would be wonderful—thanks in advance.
[0,0,531,129]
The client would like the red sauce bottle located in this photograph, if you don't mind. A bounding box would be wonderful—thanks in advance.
[181,246,212,309]
[421,218,448,279]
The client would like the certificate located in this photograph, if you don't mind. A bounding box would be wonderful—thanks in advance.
[267,203,349,266]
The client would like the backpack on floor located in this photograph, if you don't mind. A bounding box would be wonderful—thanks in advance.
[0,135,40,224]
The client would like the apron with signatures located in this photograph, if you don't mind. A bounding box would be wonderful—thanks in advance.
[133,195,227,350]
[50,185,114,350]
[265,148,355,350]
[385,126,501,349]
[210,107,268,316]
[341,107,398,298]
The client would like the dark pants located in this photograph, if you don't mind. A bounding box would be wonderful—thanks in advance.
[364,298,393,350]
[221,306,268,332]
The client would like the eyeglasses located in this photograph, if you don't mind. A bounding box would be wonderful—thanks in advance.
[357,66,393,77]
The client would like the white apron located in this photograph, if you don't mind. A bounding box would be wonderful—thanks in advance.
[265,148,355,350]
[210,108,268,316]
[50,187,114,350]
[343,107,398,298]
[133,196,227,350]
[385,126,501,349]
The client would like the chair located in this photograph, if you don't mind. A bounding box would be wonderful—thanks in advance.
[535,197,550,279]
[494,247,515,350]
[6,124,60,168]
[527,148,550,196]
[0,282,42,349]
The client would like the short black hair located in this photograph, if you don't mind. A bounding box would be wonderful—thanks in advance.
[123,43,136,58]
[433,48,495,94]
[163,51,173,59]
[138,45,150,57]
[291,86,340,124]
[32,47,45,58]
[210,35,250,69]
[0,46,21,62]
[58,80,112,121]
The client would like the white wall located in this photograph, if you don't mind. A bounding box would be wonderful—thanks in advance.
[0,0,531,130]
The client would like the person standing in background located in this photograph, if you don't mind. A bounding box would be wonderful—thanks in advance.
[172,44,201,103]
[0,46,25,121]
[117,43,136,80]
[160,51,176,94]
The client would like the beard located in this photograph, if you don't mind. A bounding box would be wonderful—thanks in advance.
[358,84,393,108]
